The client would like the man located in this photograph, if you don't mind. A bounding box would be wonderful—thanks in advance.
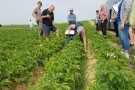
[65,22,87,52]
[40,5,60,41]
[67,8,76,24]
[32,1,43,36]
[117,0,133,58]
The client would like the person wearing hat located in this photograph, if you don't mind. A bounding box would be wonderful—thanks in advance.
[67,8,76,24]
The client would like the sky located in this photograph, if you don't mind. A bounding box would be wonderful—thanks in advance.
[0,0,107,25]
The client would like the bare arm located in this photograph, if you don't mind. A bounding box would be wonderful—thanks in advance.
[40,15,50,19]
[32,11,36,19]
[120,15,128,29]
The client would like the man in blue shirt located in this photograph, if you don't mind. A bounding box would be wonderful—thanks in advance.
[67,8,76,24]
[40,5,61,41]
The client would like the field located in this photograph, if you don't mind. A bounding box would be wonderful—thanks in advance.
[0,21,135,90]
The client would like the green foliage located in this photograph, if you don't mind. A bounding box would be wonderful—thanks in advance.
[0,25,65,87]
[83,21,135,90]
[28,37,87,90]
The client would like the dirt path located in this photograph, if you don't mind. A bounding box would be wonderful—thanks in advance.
[85,39,96,85]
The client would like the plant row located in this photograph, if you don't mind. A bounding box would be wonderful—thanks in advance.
[28,37,87,90]
[82,21,135,90]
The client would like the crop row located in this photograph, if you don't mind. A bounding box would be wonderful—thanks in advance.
[28,37,86,90]
[82,21,135,90]
[0,28,65,88]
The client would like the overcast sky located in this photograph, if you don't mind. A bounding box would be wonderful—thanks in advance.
[0,0,107,25]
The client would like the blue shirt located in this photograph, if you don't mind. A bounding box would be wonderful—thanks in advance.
[68,13,76,23]
[41,9,54,26]
[117,0,124,23]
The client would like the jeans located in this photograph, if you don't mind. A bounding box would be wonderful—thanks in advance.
[64,35,74,46]
[118,23,130,51]
[64,33,83,46]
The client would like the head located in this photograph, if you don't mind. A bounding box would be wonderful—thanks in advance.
[100,5,105,11]
[69,22,76,29]
[30,20,31,21]
[69,8,74,14]
[48,5,55,13]
[96,10,99,15]
[37,1,42,8]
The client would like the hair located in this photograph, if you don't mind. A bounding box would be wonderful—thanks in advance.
[37,1,42,6]
[96,10,99,13]
[50,5,55,9]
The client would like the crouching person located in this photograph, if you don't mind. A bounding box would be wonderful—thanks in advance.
[40,5,61,41]
[65,22,87,52]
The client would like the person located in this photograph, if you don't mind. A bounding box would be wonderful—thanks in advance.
[67,8,76,24]
[95,10,100,31]
[65,22,87,52]
[29,20,34,30]
[110,1,121,37]
[100,5,108,38]
[129,0,135,47]
[32,1,43,36]
[0,24,2,27]
[111,11,119,37]
[40,5,60,41]
[117,0,133,58]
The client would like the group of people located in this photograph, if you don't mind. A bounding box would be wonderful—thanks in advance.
[31,1,87,52]
[95,0,135,58]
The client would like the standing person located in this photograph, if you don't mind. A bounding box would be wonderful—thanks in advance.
[40,5,60,41]
[100,5,108,38]
[65,22,87,52]
[32,1,43,37]
[129,0,135,47]
[67,8,76,24]
[95,10,100,31]
[29,20,34,30]
[117,0,133,58]
[111,11,119,37]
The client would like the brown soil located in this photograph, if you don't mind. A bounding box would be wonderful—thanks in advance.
[85,40,96,85]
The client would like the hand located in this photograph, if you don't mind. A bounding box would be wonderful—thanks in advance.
[102,20,104,23]
[120,23,124,30]
[68,30,70,35]
[132,25,135,31]
[46,15,50,18]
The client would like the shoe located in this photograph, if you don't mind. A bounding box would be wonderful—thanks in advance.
[124,53,129,59]
[130,44,134,47]
[103,35,107,38]
[121,51,124,54]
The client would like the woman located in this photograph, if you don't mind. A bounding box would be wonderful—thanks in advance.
[117,0,133,58]
[100,5,108,38]
[129,0,135,47]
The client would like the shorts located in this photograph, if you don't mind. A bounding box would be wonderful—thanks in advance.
[77,26,85,33]
[42,24,57,37]
[36,20,43,30]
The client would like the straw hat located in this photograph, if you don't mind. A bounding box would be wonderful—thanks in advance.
[69,8,74,11]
